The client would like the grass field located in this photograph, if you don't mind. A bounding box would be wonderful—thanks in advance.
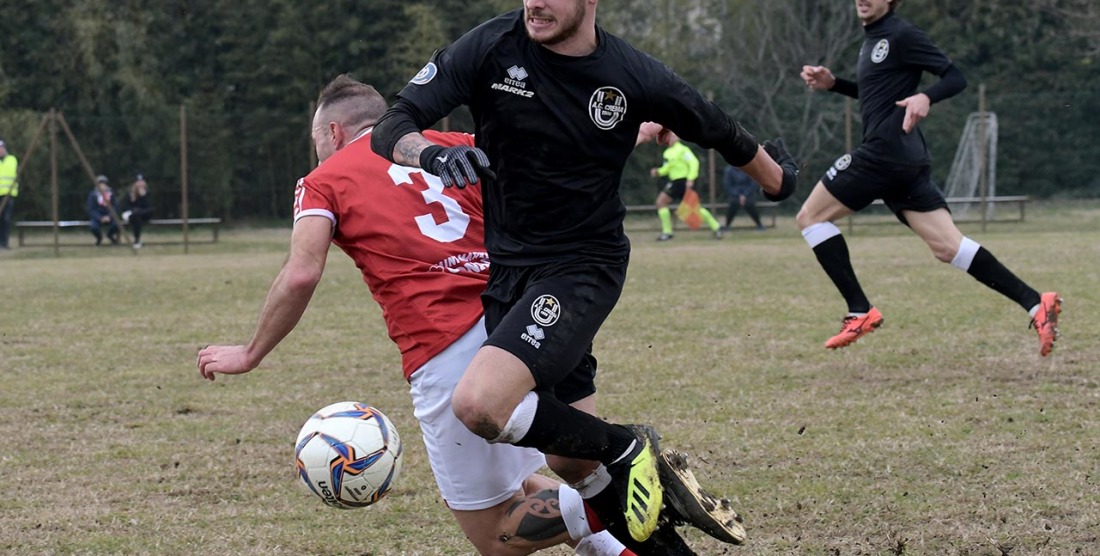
[2,202,1098,555]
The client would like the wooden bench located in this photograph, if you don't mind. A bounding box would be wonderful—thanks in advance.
[15,217,222,246]
[846,195,1031,227]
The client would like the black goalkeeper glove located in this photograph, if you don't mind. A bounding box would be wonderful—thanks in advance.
[761,138,798,202]
[419,145,496,188]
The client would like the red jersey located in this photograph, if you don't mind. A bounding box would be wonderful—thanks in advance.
[294,130,488,380]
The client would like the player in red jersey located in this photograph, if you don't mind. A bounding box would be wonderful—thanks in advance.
[196,75,708,556]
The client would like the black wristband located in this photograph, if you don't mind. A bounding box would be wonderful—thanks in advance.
[418,144,445,171]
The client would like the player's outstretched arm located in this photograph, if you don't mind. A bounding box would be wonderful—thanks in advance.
[738,141,798,202]
[197,217,332,381]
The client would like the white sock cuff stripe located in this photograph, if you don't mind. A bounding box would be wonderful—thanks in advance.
[559,485,592,541]
[570,465,612,499]
[490,391,538,444]
[951,237,981,270]
[802,221,842,248]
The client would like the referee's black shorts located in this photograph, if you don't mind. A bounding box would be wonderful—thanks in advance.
[821,152,949,225]
[481,256,628,404]
[659,178,688,201]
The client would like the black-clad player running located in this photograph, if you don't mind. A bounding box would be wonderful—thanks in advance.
[797,0,1061,355]
[372,0,797,549]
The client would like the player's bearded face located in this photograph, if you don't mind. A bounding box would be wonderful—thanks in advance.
[524,0,586,46]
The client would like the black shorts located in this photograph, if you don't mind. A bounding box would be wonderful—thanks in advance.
[660,178,688,201]
[481,256,628,405]
[821,152,949,225]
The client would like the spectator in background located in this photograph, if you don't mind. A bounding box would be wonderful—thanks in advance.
[123,173,154,249]
[722,165,765,231]
[87,175,120,246]
[0,139,18,250]
[650,134,724,241]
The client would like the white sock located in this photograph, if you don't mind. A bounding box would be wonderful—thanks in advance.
[574,530,628,556]
[1029,304,1040,318]
[489,391,538,444]
[950,237,981,271]
[801,221,841,248]
[559,485,594,541]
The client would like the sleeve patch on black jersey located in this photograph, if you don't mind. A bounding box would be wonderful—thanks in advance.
[410,62,438,85]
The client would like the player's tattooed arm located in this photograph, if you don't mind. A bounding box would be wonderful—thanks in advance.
[392,132,434,168]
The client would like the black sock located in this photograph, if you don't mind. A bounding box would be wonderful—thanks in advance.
[812,234,871,313]
[967,247,1041,312]
[513,391,636,465]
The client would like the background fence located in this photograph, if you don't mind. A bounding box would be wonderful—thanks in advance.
[3,88,1095,227]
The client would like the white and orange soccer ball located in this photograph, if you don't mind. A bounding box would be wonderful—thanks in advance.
[294,402,403,509]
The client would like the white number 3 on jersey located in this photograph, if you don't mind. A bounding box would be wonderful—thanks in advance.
[387,165,471,243]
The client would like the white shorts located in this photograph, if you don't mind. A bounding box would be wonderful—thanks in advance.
[408,317,546,511]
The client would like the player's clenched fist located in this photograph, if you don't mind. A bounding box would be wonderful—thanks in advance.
[801,65,836,91]
[419,145,496,188]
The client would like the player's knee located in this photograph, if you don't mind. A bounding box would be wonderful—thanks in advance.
[451,389,502,440]
[795,206,819,230]
[927,239,957,263]
[931,245,955,263]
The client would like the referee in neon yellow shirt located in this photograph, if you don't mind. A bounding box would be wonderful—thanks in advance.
[0,139,18,250]
[649,133,722,241]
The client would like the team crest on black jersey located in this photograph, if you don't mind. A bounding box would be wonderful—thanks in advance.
[589,87,627,130]
[871,39,890,63]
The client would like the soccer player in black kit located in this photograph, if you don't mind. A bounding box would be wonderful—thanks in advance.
[372,0,798,551]
[797,0,1061,355]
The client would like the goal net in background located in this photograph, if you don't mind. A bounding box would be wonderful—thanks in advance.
[943,112,998,219]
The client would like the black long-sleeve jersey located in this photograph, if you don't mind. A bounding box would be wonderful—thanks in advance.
[831,12,964,166]
[374,9,759,265]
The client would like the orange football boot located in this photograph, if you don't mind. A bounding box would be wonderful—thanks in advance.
[1030,292,1062,357]
[825,307,884,349]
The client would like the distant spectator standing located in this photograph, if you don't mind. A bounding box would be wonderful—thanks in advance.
[123,173,154,248]
[0,139,18,250]
[87,175,120,245]
[650,134,724,241]
[722,165,765,231]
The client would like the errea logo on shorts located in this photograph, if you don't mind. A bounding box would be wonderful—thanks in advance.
[521,324,545,349]
[826,154,852,181]
[871,39,890,63]
[589,87,627,130]
[530,295,561,326]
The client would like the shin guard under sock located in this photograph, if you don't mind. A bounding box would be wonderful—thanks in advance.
[514,391,636,465]
[964,245,1041,312]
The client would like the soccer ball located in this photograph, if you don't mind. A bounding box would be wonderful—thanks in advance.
[294,401,403,509]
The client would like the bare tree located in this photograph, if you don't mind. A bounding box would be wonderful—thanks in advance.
[718,0,862,172]
[1041,0,1100,55]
